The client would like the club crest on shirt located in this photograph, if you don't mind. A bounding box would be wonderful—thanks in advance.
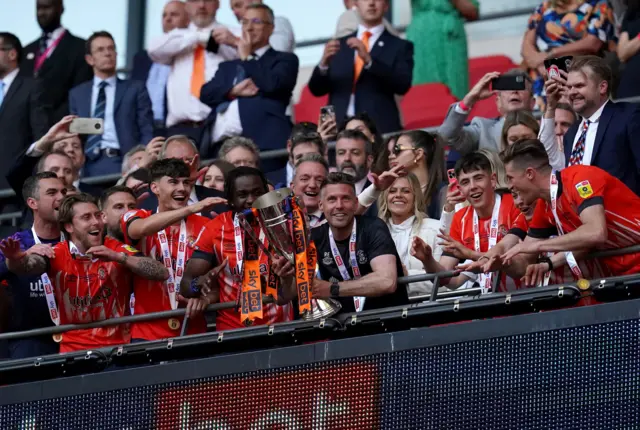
[98,267,107,280]
[322,252,334,266]
[575,180,593,199]
[187,236,196,248]
[123,244,138,254]
[357,250,367,265]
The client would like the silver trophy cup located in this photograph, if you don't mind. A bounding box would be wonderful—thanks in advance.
[250,188,341,320]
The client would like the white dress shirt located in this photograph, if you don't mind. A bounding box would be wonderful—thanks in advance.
[37,26,66,60]
[347,23,385,117]
[212,45,270,143]
[537,117,566,171]
[355,175,369,195]
[286,162,294,185]
[231,16,295,53]
[91,76,120,150]
[0,68,19,96]
[571,100,609,166]
[147,22,239,128]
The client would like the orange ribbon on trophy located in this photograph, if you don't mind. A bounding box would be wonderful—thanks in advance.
[291,199,313,315]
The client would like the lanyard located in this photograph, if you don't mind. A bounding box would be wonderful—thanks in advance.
[473,193,501,294]
[328,219,365,312]
[34,30,66,72]
[550,172,583,279]
[31,226,64,325]
[157,220,187,310]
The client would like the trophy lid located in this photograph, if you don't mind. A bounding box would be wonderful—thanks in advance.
[253,188,293,210]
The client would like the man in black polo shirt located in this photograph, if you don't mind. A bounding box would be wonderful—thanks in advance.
[311,172,408,314]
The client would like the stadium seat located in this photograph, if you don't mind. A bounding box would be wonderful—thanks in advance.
[400,83,458,130]
[294,85,328,124]
[469,96,500,120]
[468,55,517,87]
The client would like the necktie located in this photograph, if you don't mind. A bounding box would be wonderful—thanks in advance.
[216,64,249,114]
[568,119,591,166]
[39,33,49,56]
[354,31,372,85]
[85,81,108,160]
[191,46,206,99]
[0,81,4,108]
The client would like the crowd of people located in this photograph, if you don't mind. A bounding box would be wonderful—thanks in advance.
[0,0,639,362]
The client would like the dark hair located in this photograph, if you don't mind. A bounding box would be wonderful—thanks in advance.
[335,129,373,155]
[149,158,190,182]
[0,32,22,63]
[556,102,578,121]
[224,166,268,201]
[58,193,98,237]
[86,31,115,55]
[454,151,493,177]
[22,171,58,203]
[342,112,379,136]
[36,150,74,173]
[568,55,613,96]
[125,167,151,185]
[291,132,325,156]
[397,130,446,207]
[320,172,356,195]
[99,185,135,210]
[208,159,235,178]
[500,139,551,170]
[246,3,275,23]
[290,122,318,140]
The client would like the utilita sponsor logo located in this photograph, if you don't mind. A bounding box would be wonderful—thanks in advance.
[155,364,379,429]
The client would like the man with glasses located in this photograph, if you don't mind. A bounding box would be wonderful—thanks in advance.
[68,31,154,177]
[227,0,295,53]
[199,4,299,175]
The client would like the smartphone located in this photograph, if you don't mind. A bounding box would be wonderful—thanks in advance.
[319,105,336,125]
[544,56,573,79]
[69,118,104,135]
[447,169,458,192]
[491,75,526,91]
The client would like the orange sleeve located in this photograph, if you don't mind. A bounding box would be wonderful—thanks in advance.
[47,242,67,275]
[105,237,143,256]
[449,211,464,245]
[507,200,528,240]
[120,209,151,245]
[564,167,607,215]
[528,200,557,239]
[193,217,219,256]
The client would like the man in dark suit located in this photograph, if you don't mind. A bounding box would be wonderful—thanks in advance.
[307,0,413,135]
[199,4,298,174]
[0,32,49,190]
[130,0,189,136]
[69,31,154,177]
[560,55,640,195]
[19,0,92,124]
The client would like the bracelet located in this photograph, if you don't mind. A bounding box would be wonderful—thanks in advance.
[119,252,128,264]
[537,256,553,271]
[190,277,202,295]
[458,100,469,111]
[478,255,489,262]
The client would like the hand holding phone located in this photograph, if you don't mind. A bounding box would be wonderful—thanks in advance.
[491,75,526,91]
[447,169,459,192]
[544,56,573,79]
[318,105,337,141]
[69,118,104,135]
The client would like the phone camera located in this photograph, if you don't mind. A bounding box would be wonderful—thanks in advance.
[95,123,101,130]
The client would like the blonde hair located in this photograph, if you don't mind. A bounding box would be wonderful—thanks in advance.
[500,110,540,152]
[477,148,508,189]
[378,173,426,226]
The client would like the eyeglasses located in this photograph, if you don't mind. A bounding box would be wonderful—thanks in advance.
[241,18,273,26]
[392,144,416,155]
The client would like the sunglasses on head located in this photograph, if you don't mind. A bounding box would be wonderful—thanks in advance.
[392,143,416,155]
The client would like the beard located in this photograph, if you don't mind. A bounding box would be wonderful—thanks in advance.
[338,162,368,182]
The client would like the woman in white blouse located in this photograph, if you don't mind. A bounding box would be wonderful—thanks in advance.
[379,173,443,297]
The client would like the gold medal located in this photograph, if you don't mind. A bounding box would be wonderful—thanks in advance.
[52,333,63,343]
[576,279,591,291]
[168,318,181,330]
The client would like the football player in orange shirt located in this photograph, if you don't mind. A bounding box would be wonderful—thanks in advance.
[0,194,168,353]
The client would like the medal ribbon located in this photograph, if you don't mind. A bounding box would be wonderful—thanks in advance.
[157,220,187,310]
[550,172,583,279]
[31,226,63,325]
[328,218,364,311]
[291,199,313,315]
[473,193,501,294]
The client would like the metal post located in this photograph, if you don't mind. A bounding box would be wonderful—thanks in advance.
[124,0,147,71]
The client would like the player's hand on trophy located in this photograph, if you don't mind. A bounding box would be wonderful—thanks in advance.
[271,255,295,279]
[311,279,331,299]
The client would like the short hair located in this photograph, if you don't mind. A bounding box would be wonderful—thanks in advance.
[122,144,146,173]
[86,31,115,55]
[22,172,58,203]
[291,132,325,156]
[149,158,191,182]
[454,151,493,178]
[335,129,373,156]
[320,172,356,195]
[207,159,235,177]
[290,122,318,140]
[58,193,98,237]
[556,102,579,121]
[246,3,274,23]
[0,32,22,63]
[568,55,613,96]
[218,136,260,163]
[224,166,269,201]
[159,135,199,159]
[342,112,379,136]
[294,153,329,172]
[99,186,135,210]
[500,109,540,152]
[478,148,508,189]
[36,150,74,173]
[500,139,551,170]
[125,167,151,185]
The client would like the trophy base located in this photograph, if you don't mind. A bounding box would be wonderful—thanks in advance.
[301,298,342,321]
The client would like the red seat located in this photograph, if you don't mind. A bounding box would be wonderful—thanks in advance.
[294,85,328,124]
[469,96,500,121]
[468,55,517,87]
[400,83,457,130]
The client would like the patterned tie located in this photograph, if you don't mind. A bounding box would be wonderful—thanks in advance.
[568,119,591,166]
[85,81,108,160]
[0,81,4,108]
[353,31,372,85]
[191,45,206,99]
[39,33,49,55]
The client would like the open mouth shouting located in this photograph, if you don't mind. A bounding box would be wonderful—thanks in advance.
[172,192,188,205]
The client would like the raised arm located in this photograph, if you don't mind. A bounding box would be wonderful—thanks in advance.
[123,254,169,281]
[0,238,49,277]
[148,28,209,65]
[617,31,640,63]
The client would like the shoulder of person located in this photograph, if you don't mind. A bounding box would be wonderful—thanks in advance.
[311,222,329,240]
[188,213,210,228]
[417,217,441,233]
[69,79,92,94]
[123,208,150,223]
[358,215,389,232]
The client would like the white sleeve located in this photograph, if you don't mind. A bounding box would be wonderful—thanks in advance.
[439,208,455,234]
[270,17,296,53]
[147,28,209,65]
[538,117,566,171]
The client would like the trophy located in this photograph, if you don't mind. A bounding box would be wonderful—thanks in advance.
[239,188,341,320]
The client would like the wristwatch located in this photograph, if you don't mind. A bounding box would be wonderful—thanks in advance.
[538,256,553,271]
[330,281,340,298]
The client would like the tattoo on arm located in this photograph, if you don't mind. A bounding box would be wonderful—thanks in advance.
[128,256,170,281]
[9,254,47,276]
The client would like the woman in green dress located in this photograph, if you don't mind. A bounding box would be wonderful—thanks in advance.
[406,0,479,100]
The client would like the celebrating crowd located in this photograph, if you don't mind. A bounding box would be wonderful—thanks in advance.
[0,0,640,362]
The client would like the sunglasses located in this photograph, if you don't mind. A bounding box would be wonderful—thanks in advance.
[392,144,416,155]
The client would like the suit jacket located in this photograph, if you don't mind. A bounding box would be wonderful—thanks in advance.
[130,50,154,82]
[200,48,299,170]
[0,75,50,189]
[563,101,640,194]
[438,103,504,155]
[19,30,93,125]
[307,30,413,135]
[68,78,154,155]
